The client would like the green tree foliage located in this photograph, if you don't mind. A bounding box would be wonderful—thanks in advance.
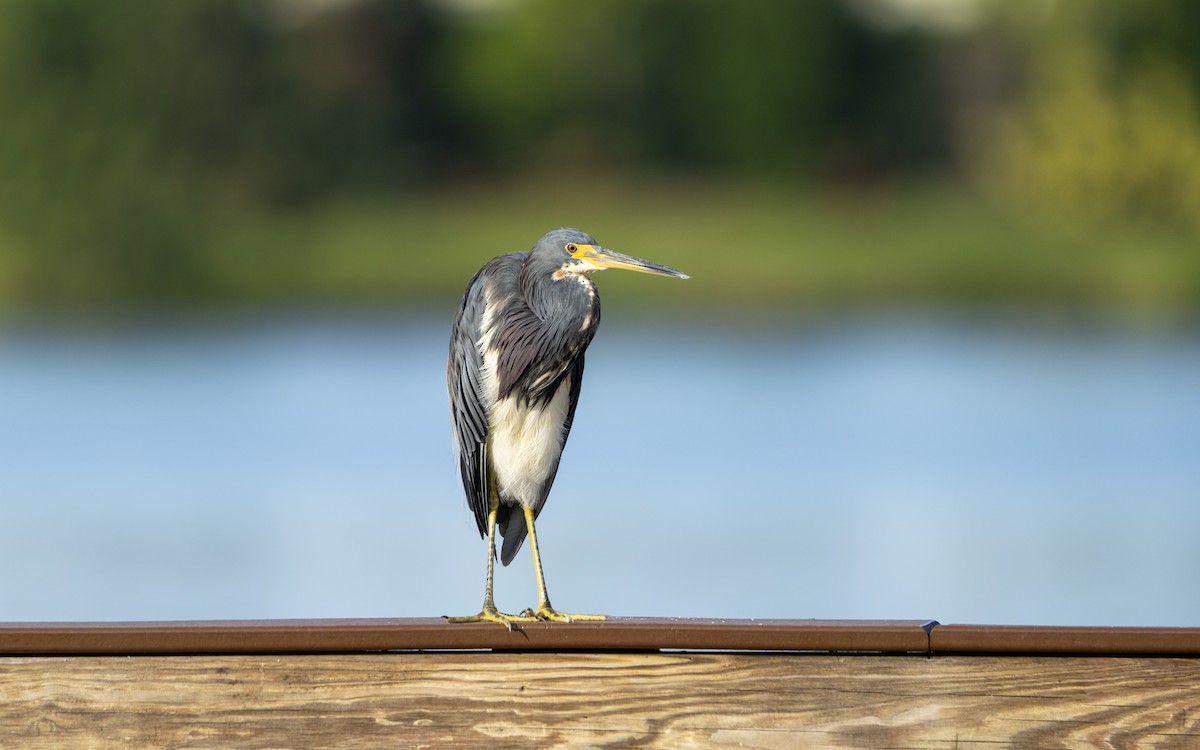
[443,0,941,177]
[983,42,1200,232]
[1,0,1199,310]
[975,0,1200,233]
[0,0,449,306]
[0,0,946,308]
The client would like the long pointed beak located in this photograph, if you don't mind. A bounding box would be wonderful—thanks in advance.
[574,245,689,279]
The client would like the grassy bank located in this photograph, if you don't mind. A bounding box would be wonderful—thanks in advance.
[6,179,1200,315]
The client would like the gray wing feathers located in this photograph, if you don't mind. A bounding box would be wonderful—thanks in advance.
[447,263,494,538]
[496,314,584,407]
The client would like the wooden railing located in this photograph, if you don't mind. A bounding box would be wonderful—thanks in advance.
[1,618,1197,747]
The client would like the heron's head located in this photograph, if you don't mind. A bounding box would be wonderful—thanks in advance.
[531,228,689,280]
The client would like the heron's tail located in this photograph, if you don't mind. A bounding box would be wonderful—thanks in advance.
[497,505,528,566]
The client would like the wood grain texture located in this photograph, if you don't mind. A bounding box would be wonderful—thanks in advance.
[1,652,1198,748]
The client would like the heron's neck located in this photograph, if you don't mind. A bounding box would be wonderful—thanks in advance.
[522,260,601,337]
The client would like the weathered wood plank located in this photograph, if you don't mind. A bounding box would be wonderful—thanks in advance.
[1,652,1197,748]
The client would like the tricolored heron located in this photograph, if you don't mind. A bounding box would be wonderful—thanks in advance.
[446,228,688,626]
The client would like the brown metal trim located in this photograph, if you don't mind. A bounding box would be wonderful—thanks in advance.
[0,618,934,655]
[1,618,1198,656]
[930,624,1200,656]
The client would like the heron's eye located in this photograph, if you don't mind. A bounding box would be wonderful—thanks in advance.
[566,243,578,254]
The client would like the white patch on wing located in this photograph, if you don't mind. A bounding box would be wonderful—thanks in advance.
[579,280,596,331]
[489,375,572,509]
[478,285,502,407]
[529,369,555,391]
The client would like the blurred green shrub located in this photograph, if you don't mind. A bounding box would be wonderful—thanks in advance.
[444,0,843,173]
[979,39,1200,233]
[0,0,449,306]
[443,0,942,177]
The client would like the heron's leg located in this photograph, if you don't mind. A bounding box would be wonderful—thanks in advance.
[521,505,605,623]
[446,493,535,628]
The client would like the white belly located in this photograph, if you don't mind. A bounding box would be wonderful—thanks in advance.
[487,376,572,508]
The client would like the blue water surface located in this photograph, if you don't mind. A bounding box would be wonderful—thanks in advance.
[0,311,1197,625]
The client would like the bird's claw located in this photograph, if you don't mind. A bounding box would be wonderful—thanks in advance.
[445,606,538,630]
[521,605,607,623]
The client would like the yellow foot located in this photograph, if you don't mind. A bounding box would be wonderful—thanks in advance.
[520,605,607,623]
[445,606,538,630]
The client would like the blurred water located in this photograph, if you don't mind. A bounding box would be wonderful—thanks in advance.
[0,312,1197,626]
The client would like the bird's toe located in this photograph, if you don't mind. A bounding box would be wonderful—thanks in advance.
[445,606,538,630]
[528,605,606,623]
